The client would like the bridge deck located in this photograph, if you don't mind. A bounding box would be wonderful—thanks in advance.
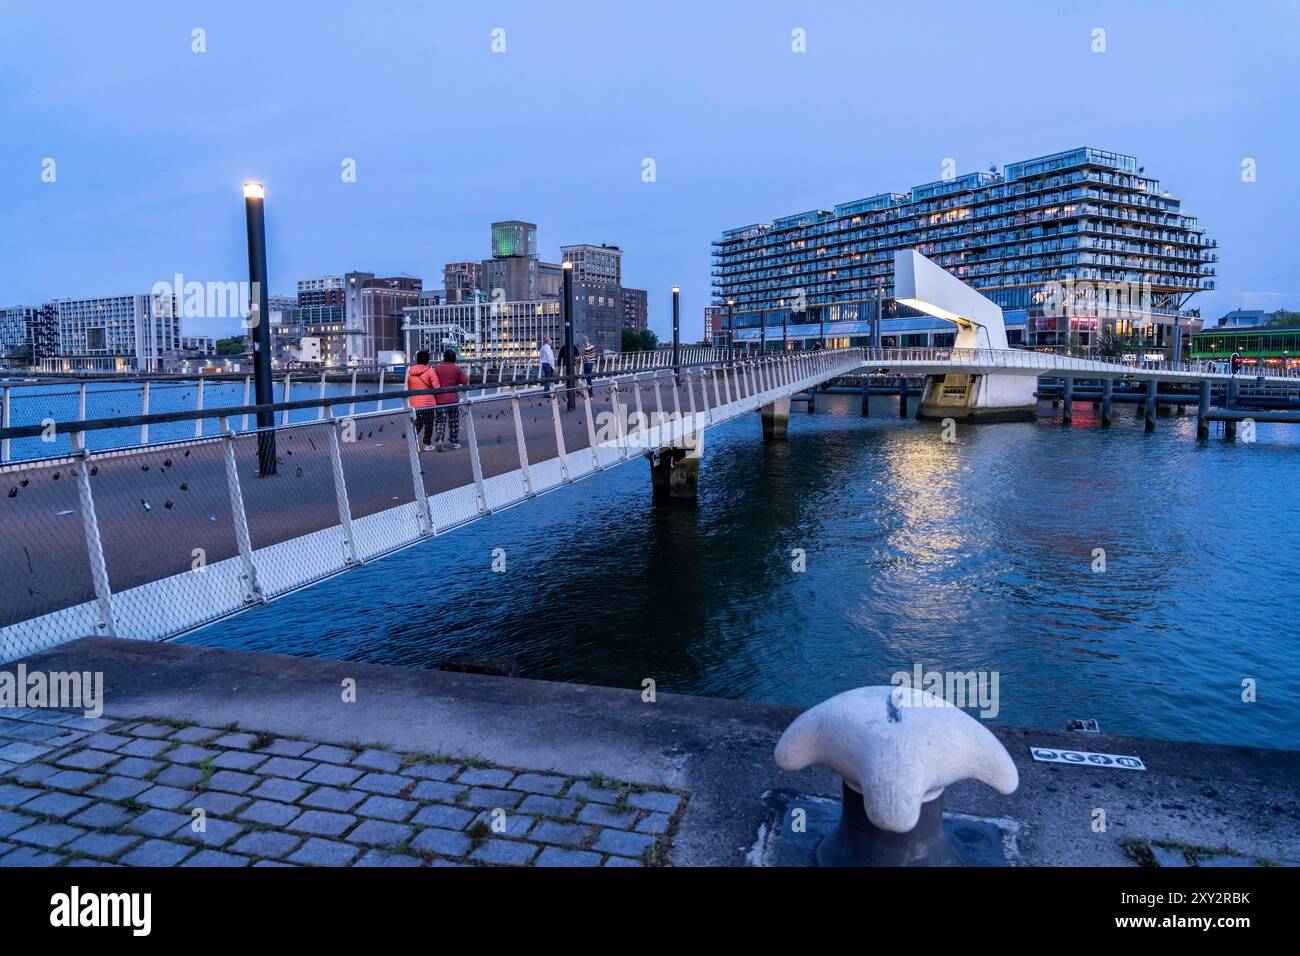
[0,351,861,661]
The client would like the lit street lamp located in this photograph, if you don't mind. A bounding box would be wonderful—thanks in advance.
[726,299,735,366]
[243,181,275,477]
[671,285,680,375]
[562,261,575,411]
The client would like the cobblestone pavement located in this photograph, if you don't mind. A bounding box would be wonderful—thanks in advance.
[0,708,685,867]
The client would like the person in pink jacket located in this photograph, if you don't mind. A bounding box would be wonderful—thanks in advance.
[433,349,470,451]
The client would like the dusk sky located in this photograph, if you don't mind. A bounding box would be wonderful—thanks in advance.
[2,0,1297,339]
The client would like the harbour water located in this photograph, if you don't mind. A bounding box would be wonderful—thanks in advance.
[169,391,1300,751]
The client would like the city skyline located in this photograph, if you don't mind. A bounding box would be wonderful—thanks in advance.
[2,1,1298,341]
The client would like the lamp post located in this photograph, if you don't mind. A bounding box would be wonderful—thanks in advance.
[672,285,680,375]
[562,261,575,411]
[760,307,766,354]
[726,299,735,367]
[243,181,275,477]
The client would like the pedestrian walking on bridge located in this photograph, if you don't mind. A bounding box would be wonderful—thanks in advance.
[407,350,439,451]
[540,337,556,393]
[433,349,469,451]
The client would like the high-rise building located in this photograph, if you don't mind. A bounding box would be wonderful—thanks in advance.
[443,262,482,304]
[481,221,563,303]
[622,288,648,332]
[357,278,422,364]
[0,307,34,364]
[561,244,623,353]
[34,294,181,372]
[712,147,1216,353]
[704,306,725,346]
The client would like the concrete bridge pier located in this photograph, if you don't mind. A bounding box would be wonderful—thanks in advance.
[761,396,792,439]
[648,433,703,500]
[1196,379,1211,440]
[898,380,909,419]
[860,376,870,417]
[806,389,817,413]
[1101,379,1113,427]
[1061,377,1074,424]
[1144,379,1157,432]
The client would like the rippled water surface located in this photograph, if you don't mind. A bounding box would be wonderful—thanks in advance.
[184,393,1300,750]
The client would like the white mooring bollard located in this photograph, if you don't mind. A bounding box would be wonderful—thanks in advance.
[774,685,1018,866]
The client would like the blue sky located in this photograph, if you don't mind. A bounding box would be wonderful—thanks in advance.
[2,0,1297,339]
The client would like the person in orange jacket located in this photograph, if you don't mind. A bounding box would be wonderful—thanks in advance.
[433,348,470,451]
[406,350,439,451]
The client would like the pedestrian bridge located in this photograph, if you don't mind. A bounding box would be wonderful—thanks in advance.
[0,349,862,661]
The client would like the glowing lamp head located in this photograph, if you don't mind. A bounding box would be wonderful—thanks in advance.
[243,182,265,200]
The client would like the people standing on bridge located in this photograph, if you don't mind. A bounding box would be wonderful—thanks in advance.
[582,337,597,388]
[407,350,439,452]
[540,337,556,394]
[433,348,469,451]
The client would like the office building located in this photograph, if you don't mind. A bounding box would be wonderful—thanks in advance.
[33,294,181,372]
[560,244,622,353]
[443,262,482,304]
[0,307,34,364]
[712,147,1216,353]
[403,299,562,363]
[622,288,648,332]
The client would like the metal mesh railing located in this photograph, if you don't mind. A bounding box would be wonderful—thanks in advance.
[0,349,866,659]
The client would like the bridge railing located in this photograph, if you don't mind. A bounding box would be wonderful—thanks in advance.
[858,347,1300,383]
[0,349,732,464]
[0,348,864,659]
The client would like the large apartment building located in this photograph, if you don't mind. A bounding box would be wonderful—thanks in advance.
[6,295,181,372]
[712,147,1217,353]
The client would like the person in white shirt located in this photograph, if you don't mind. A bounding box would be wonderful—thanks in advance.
[539,337,556,393]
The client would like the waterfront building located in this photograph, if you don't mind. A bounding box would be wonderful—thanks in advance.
[622,288,648,332]
[403,299,561,363]
[34,294,181,372]
[1189,324,1300,373]
[712,147,1216,354]
[561,244,623,354]
[1215,309,1268,328]
[356,279,422,364]
[443,262,482,304]
[0,306,35,365]
[704,306,725,347]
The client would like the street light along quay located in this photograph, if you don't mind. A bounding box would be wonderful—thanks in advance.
[727,298,735,366]
[562,260,575,411]
[243,181,275,477]
[672,285,680,375]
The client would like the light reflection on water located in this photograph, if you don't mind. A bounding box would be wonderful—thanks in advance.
[185,392,1300,750]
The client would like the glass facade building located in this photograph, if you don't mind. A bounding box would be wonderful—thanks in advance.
[712,148,1217,353]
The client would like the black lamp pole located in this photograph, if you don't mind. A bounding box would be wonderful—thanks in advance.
[244,182,275,477]
[562,262,575,411]
[671,285,680,375]
[760,308,766,354]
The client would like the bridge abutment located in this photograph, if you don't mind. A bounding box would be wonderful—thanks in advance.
[761,397,792,439]
[915,372,1037,423]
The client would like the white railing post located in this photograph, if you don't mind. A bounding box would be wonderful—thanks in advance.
[670,373,682,443]
[240,376,249,432]
[220,415,265,603]
[78,382,87,422]
[1,385,10,463]
[652,377,665,447]
[72,431,116,636]
[583,387,601,470]
[403,410,434,536]
[324,406,359,566]
[281,371,292,426]
[194,376,205,438]
[349,369,358,418]
[510,395,534,497]
[550,391,570,480]
[630,374,646,448]
[722,364,733,405]
[377,368,387,410]
[685,369,698,436]
[462,401,489,514]
[609,382,628,460]
[317,369,327,420]
[141,380,151,444]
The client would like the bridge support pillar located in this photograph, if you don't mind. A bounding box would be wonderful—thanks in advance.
[761,396,791,439]
[1061,377,1074,424]
[648,432,703,500]
[898,380,909,419]
[860,376,870,417]
[1144,379,1157,432]
[806,389,817,413]
[1196,379,1211,440]
[1101,379,1113,427]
